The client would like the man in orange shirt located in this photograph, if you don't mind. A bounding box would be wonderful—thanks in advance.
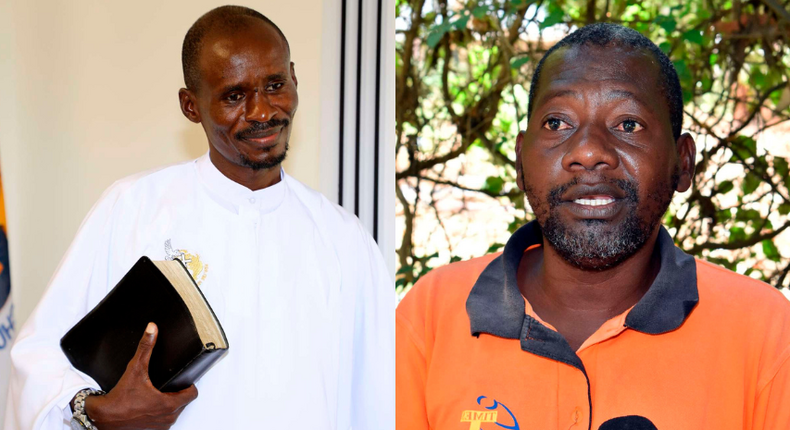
[397,23,790,430]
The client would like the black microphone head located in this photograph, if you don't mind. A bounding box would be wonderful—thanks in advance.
[599,415,658,430]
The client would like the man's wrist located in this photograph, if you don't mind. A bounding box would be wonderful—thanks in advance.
[71,388,106,429]
[83,394,107,425]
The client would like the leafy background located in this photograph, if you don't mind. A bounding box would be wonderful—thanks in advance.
[396,0,790,296]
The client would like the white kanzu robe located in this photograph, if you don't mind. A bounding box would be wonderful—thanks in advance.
[4,154,394,430]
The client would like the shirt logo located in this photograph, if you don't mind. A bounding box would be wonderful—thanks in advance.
[165,239,209,285]
[460,396,519,430]
[461,410,498,429]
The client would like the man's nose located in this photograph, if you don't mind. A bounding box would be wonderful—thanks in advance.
[245,91,276,122]
[561,123,619,172]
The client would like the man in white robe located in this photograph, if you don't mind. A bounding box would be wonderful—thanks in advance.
[4,6,394,430]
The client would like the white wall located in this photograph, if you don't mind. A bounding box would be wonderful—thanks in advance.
[0,0,340,327]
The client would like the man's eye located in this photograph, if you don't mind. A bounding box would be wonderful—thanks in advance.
[615,119,644,133]
[226,93,244,102]
[543,118,572,131]
[266,82,285,92]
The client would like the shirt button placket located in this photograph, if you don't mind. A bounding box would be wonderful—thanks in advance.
[558,365,590,429]
[572,406,582,427]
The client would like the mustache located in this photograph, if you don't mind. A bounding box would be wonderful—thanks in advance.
[547,176,638,207]
[235,118,290,140]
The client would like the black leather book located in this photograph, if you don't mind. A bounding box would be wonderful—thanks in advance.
[60,256,228,392]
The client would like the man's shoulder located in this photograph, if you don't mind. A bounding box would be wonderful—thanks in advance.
[695,257,790,313]
[419,253,500,292]
[282,172,368,237]
[397,253,499,323]
[98,159,197,203]
[694,258,790,350]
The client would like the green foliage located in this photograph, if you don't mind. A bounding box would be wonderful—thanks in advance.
[486,243,506,253]
[731,136,757,161]
[682,29,704,45]
[654,15,677,33]
[540,2,566,29]
[483,176,505,194]
[510,56,530,69]
[397,0,790,291]
[763,240,782,262]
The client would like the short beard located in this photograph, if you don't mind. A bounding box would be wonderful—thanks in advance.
[238,142,289,171]
[526,171,678,271]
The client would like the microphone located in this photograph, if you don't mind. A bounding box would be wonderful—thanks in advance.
[599,415,658,430]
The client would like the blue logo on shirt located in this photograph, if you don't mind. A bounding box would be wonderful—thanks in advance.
[465,396,519,430]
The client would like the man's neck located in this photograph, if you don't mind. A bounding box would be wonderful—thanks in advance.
[517,227,662,350]
[209,150,282,191]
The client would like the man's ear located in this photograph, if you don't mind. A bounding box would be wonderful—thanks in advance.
[179,88,201,124]
[516,131,526,192]
[675,132,696,192]
[290,62,298,88]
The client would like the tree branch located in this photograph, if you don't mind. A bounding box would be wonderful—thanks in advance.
[687,220,790,254]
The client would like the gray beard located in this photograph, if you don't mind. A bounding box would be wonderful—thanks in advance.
[541,208,653,271]
[527,174,676,271]
[239,142,289,171]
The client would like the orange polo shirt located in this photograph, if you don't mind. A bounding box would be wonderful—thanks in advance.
[397,222,790,430]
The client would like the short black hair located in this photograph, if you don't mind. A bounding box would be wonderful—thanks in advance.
[527,23,683,140]
[182,5,290,91]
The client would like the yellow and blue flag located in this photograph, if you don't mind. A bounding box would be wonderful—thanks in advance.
[0,165,13,417]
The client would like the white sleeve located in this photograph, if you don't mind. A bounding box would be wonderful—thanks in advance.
[3,184,127,430]
[350,232,395,430]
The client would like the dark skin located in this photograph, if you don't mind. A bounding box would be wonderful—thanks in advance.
[515,45,697,351]
[179,18,298,191]
[82,19,297,427]
[83,323,197,429]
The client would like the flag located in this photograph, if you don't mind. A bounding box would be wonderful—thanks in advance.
[0,165,14,418]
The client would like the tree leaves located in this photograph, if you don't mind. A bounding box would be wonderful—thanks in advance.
[673,60,694,103]
[682,29,704,45]
[718,180,734,194]
[730,136,757,161]
[472,5,488,19]
[483,176,505,194]
[453,15,470,30]
[762,240,782,262]
[540,3,565,29]
[735,208,761,221]
[774,157,789,180]
[397,0,790,292]
[654,15,677,33]
[741,173,761,195]
[729,226,747,244]
[426,22,452,48]
[486,243,506,253]
[510,56,530,69]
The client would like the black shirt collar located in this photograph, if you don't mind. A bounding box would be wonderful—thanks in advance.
[466,220,699,345]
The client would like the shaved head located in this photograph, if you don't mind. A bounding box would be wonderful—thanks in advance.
[181,5,289,91]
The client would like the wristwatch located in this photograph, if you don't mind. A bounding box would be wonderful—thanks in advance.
[70,388,105,430]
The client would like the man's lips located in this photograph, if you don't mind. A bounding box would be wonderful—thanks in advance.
[564,198,623,219]
[559,183,627,218]
[572,195,616,206]
[561,183,626,203]
[238,126,283,146]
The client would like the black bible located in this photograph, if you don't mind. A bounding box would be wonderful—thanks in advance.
[60,256,228,392]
